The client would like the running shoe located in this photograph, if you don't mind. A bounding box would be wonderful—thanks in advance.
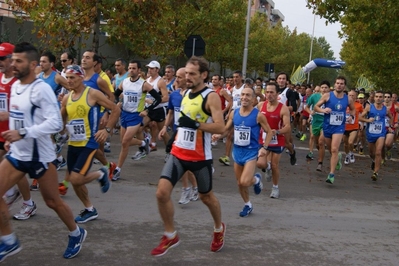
[104,142,111,153]
[144,138,150,155]
[335,152,342,170]
[316,163,322,172]
[270,187,280,199]
[55,158,67,171]
[75,208,98,223]
[93,159,101,164]
[131,151,146,161]
[55,144,63,154]
[239,205,253,217]
[151,234,180,257]
[164,153,170,163]
[386,150,392,160]
[63,227,87,259]
[4,190,22,208]
[108,162,117,180]
[253,173,263,195]
[59,183,68,196]
[112,168,121,181]
[0,239,21,263]
[306,152,314,160]
[371,172,378,181]
[178,188,191,205]
[344,155,350,165]
[211,223,226,252]
[56,133,69,147]
[290,150,297,165]
[350,153,355,163]
[190,187,199,201]
[98,167,110,193]
[219,156,230,166]
[359,147,364,155]
[13,202,37,220]
[326,173,335,184]
[300,134,307,141]
[113,128,119,135]
[29,179,39,191]
[150,144,157,152]
[295,132,302,139]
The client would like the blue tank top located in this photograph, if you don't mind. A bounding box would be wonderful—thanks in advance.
[168,89,183,131]
[83,73,100,91]
[323,92,349,133]
[367,104,387,138]
[115,72,128,90]
[167,78,175,92]
[39,71,62,96]
[233,108,260,150]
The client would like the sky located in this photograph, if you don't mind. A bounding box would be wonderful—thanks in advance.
[276,0,343,60]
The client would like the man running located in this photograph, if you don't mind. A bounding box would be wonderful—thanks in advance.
[151,56,225,256]
[0,42,86,262]
[314,76,355,184]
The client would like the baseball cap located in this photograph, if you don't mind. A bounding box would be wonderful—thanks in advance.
[146,60,160,69]
[358,93,365,99]
[0,43,15,57]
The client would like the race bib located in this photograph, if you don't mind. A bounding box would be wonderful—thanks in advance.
[233,95,241,109]
[385,117,390,126]
[66,119,87,141]
[9,110,25,130]
[0,93,8,112]
[262,131,278,145]
[369,122,382,134]
[124,92,139,109]
[234,126,250,146]
[175,127,197,150]
[174,107,181,126]
[330,112,344,125]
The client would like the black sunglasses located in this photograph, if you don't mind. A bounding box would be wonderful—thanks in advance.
[61,59,69,63]
[0,55,12,61]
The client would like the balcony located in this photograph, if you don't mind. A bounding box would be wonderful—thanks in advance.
[260,0,275,9]
[271,8,284,22]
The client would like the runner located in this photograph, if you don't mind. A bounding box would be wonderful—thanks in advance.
[359,91,392,181]
[151,56,225,256]
[257,82,292,199]
[314,76,355,184]
[0,42,86,262]
[213,86,274,216]
[61,64,120,223]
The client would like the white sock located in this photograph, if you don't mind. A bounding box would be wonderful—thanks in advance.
[1,233,17,245]
[273,185,278,189]
[5,187,16,197]
[23,199,33,206]
[254,176,260,184]
[69,226,81,237]
[97,170,105,180]
[85,206,94,212]
[164,231,176,239]
[245,201,252,208]
[141,141,146,147]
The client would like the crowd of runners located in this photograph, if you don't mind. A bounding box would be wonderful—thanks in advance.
[0,41,398,262]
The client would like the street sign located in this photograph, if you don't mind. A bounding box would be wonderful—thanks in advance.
[184,35,205,58]
[264,63,274,73]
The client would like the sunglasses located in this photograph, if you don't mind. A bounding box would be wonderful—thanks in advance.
[0,55,12,61]
[61,59,69,63]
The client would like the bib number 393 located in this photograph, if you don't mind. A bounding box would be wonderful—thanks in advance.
[175,127,197,150]
[66,119,87,141]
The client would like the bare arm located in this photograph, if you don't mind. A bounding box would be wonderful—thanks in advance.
[279,105,292,135]
[97,77,115,102]
[202,92,225,134]
[157,79,169,103]
[257,112,274,147]
[314,93,330,114]
[358,105,371,122]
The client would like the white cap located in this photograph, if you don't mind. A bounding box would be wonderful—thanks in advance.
[146,60,160,69]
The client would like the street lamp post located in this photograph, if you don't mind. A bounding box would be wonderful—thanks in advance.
[307,4,316,84]
[242,0,251,78]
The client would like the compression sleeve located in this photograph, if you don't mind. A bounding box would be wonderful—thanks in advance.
[114,88,123,98]
[145,89,162,112]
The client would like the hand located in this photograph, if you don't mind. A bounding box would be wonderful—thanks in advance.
[258,147,267,157]
[158,126,167,140]
[94,129,108,143]
[1,130,23,143]
[178,112,199,129]
[368,117,375,123]
[139,110,148,117]
[324,108,332,114]
[212,134,221,142]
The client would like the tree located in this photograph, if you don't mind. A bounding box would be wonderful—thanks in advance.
[308,0,399,90]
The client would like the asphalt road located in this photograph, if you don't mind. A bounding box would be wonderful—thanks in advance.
[4,134,399,266]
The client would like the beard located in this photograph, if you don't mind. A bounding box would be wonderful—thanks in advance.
[13,66,30,80]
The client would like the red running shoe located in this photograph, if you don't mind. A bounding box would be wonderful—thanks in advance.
[151,234,180,257]
[109,162,117,180]
[211,223,226,252]
[58,183,68,196]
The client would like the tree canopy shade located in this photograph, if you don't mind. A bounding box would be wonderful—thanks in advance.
[9,0,337,85]
[308,0,399,90]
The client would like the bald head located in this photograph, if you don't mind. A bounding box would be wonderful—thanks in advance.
[175,67,186,89]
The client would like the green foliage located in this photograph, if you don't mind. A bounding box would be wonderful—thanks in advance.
[308,0,399,90]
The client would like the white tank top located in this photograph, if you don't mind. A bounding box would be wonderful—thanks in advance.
[122,77,146,113]
[231,84,244,110]
[9,79,62,162]
[146,76,167,109]
[278,87,289,106]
